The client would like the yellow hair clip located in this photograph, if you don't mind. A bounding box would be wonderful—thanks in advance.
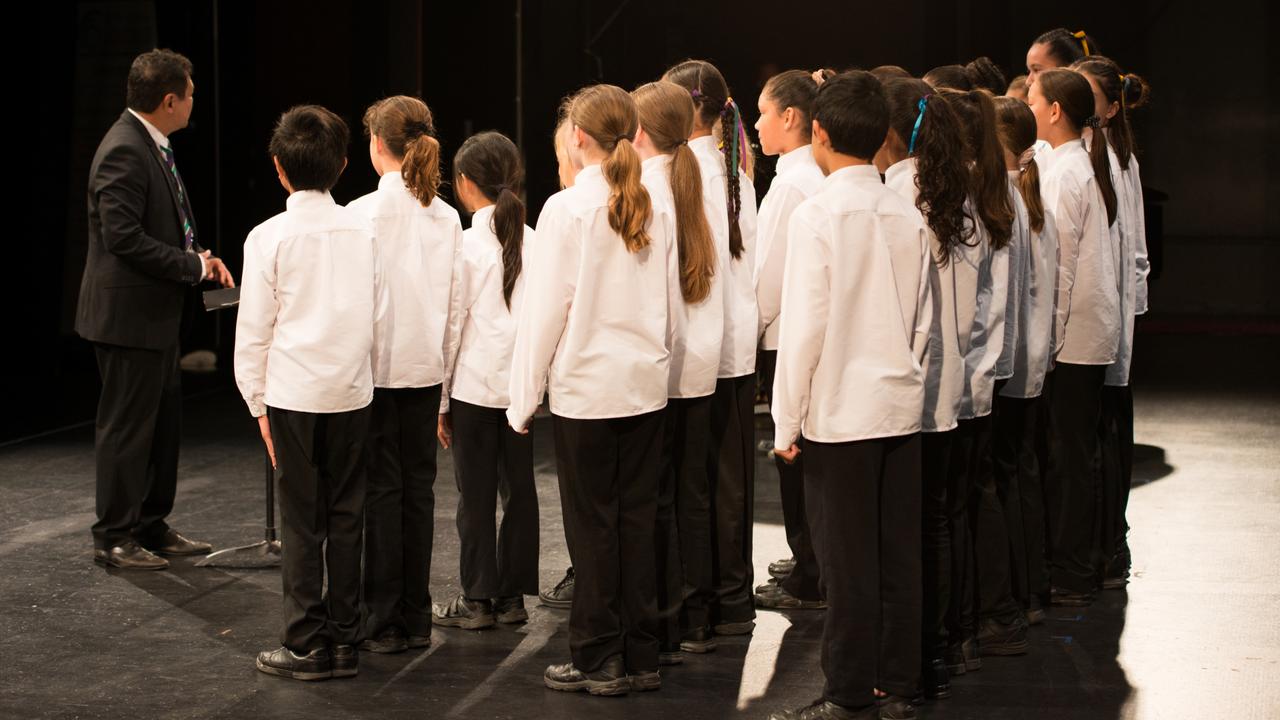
[1073,30,1091,56]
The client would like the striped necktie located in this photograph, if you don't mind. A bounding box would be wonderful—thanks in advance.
[158,144,196,250]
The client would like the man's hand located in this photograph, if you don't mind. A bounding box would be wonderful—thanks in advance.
[774,443,801,464]
[437,413,453,449]
[200,249,235,287]
[258,415,277,468]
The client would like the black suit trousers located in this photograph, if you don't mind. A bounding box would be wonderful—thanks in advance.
[91,342,181,549]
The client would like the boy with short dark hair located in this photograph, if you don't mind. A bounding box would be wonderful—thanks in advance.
[235,104,388,681]
[769,71,932,720]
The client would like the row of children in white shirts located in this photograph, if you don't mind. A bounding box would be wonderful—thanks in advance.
[230,52,1147,718]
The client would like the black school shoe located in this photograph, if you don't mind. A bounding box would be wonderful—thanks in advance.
[769,698,878,719]
[628,669,662,691]
[944,637,982,675]
[539,567,574,608]
[331,644,358,678]
[360,626,409,654]
[714,620,756,635]
[432,595,496,629]
[919,658,951,700]
[878,695,917,720]
[679,626,718,653]
[755,583,827,610]
[658,643,684,666]
[544,654,630,696]
[494,596,528,624]
[768,556,797,580]
[1026,595,1046,626]
[977,615,1029,656]
[1049,586,1094,607]
[255,646,331,681]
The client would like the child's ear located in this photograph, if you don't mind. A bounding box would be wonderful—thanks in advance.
[811,120,827,146]
[1049,101,1063,127]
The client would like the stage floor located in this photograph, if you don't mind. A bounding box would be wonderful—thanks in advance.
[2,334,1278,719]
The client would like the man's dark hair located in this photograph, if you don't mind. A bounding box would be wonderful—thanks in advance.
[268,105,350,192]
[812,70,889,160]
[126,49,193,113]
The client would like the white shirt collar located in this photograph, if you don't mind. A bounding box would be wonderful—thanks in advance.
[470,204,495,228]
[824,163,881,187]
[285,189,335,211]
[883,157,917,187]
[377,170,404,191]
[127,108,170,150]
[775,144,814,177]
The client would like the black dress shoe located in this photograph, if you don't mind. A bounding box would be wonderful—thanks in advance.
[331,644,358,678]
[360,626,408,654]
[768,556,797,579]
[94,540,168,571]
[658,642,684,666]
[143,529,213,557]
[714,619,756,635]
[1026,595,1046,626]
[432,595,495,629]
[944,637,981,675]
[539,567,575,609]
[679,626,718,653]
[755,583,827,609]
[769,698,877,719]
[493,596,528,624]
[977,615,1029,655]
[1049,586,1094,607]
[878,695,917,719]
[407,633,431,649]
[544,654,630,696]
[255,646,331,681]
[628,669,661,691]
[920,658,951,700]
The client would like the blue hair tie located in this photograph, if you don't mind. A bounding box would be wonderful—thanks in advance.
[908,95,931,155]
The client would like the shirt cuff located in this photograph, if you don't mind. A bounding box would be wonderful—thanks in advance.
[196,252,206,284]
[247,396,267,418]
[774,425,798,452]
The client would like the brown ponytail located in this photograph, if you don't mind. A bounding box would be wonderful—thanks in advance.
[454,131,527,308]
[993,96,1046,234]
[569,84,652,253]
[946,88,1016,250]
[363,95,441,206]
[663,59,750,260]
[1071,55,1150,171]
[633,81,717,304]
[1037,68,1118,226]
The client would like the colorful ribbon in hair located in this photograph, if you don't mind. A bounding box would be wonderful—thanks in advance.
[908,95,931,155]
[1073,30,1091,56]
[718,97,749,177]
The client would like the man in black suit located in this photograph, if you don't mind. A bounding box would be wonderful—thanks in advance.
[76,49,234,570]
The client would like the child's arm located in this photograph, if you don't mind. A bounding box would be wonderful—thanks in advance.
[233,228,278,419]
[370,236,391,389]
[439,219,466,415]
[755,183,806,340]
[771,206,829,453]
[911,224,934,368]
[506,198,577,433]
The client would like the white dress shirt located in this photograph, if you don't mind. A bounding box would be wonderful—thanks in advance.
[506,164,676,431]
[997,178,1029,382]
[689,135,759,378]
[1000,187,1060,400]
[642,154,723,399]
[1126,156,1151,317]
[347,172,464,396]
[772,164,932,449]
[235,190,388,417]
[1041,139,1121,366]
[754,144,825,350]
[445,205,534,409]
[885,158,963,433]
[958,204,1007,420]
[1105,148,1148,387]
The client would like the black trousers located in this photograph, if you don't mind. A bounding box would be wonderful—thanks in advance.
[708,374,757,625]
[1043,363,1106,594]
[805,433,922,708]
[759,350,821,600]
[451,397,539,600]
[91,342,182,549]
[945,419,977,643]
[270,404,370,653]
[970,383,1020,623]
[1096,385,1134,574]
[553,410,663,673]
[920,429,952,659]
[992,393,1047,607]
[363,385,440,639]
[658,395,714,645]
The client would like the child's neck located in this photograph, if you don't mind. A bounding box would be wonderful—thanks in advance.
[1046,127,1081,149]
[825,153,872,173]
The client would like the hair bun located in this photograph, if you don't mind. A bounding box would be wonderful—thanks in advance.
[1120,72,1150,109]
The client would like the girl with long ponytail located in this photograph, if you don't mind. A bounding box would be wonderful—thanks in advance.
[432,131,539,631]
[878,78,974,699]
[751,68,828,613]
[631,79,722,664]
[1071,55,1152,590]
[661,58,761,642]
[508,83,674,696]
[1027,67,1122,608]
[992,95,1060,627]
[348,95,464,653]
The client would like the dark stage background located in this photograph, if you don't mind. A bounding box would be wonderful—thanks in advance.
[10,0,1277,443]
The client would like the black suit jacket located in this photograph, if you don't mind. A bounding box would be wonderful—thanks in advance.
[75,111,204,351]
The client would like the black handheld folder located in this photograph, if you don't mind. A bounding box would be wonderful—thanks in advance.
[202,287,240,311]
